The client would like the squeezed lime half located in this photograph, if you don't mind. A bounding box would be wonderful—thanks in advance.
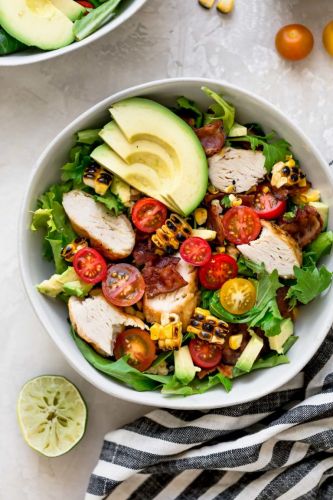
[17,375,87,457]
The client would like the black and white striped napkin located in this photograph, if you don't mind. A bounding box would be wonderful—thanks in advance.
[86,327,333,500]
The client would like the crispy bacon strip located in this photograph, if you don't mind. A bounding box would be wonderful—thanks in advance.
[142,256,188,298]
[207,203,225,245]
[195,120,225,157]
[279,205,323,248]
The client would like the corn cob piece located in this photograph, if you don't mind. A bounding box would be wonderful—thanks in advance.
[61,237,88,262]
[271,156,307,189]
[187,307,230,344]
[150,313,183,350]
[83,164,113,195]
[152,214,192,254]
[216,0,235,14]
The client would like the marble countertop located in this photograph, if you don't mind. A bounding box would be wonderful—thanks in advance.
[1,0,333,498]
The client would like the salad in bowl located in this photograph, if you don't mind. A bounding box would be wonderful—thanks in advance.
[0,0,146,65]
[29,84,333,398]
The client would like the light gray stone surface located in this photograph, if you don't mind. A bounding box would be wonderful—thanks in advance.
[1,0,333,498]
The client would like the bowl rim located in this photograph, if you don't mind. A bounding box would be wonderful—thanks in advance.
[0,0,147,67]
[19,77,333,409]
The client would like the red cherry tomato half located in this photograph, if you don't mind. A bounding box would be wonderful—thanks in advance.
[253,192,287,220]
[275,24,314,61]
[132,198,168,233]
[180,237,212,267]
[76,1,94,8]
[222,206,261,245]
[199,253,238,290]
[114,329,156,372]
[73,247,107,284]
[102,263,145,307]
[189,338,222,369]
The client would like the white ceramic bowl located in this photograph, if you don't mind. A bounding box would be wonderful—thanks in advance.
[0,0,146,67]
[19,78,333,409]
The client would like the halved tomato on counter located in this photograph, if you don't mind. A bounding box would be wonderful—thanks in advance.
[222,206,261,245]
[102,263,145,307]
[199,254,238,290]
[180,237,212,266]
[114,329,156,372]
[73,247,107,284]
[253,192,286,220]
[132,198,168,233]
[189,338,222,369]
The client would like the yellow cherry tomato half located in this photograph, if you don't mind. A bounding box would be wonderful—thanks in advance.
[323,21,333,56]
[275,24,314,61]
[219,278,256,315]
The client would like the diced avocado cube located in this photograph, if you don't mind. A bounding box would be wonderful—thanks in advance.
[235,332,263,372]
[228,123,247,138]
[309,202,329,229]
[269,318,294,354]
[174,346,200,385]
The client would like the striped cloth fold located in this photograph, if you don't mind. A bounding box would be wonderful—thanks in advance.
[86,328,333,500]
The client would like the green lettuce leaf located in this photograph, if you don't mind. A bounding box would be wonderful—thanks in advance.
[232,352,290,378]
[76,128,101,145]
[237,256,266,278]
[176,96,203,127]
[31,183,76,273]
[286,265,333,307]
[72,329,172,391]
[161,372,232,396]
[229,132,293,173]
[94,192,124,215]
[202,86,235,134]
[61,143,94,190]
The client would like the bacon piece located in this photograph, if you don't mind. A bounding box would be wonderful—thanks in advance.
[279,205,323,248]
[207,203,225,245]
[197,367,218,379]
[195,120,225,157]
[133,238,156,266]
[276,286,294,319]
[142,256,188,298]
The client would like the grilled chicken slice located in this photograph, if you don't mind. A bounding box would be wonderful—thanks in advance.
[62,190,135,260]
[208,147,266,193]
[68,292,147,357]
[237,221,302,278]
[143,257,199,330]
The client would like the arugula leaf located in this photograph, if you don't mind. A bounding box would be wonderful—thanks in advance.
[282,335,299,354]
[230,132,293,173]
[237,256,265,277]
[232,353,290,378]
[94,192,124,215]
[220,195,232,208]
[72,329,171,391]
[201,86,235,134]
[31,183,76,273]
[210,270,283,336]
[286,265,333,306]
[176,96,203,128]
[162,372,232,396]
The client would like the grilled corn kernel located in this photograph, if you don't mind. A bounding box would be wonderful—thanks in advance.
[225,185,235,194]
[152,214,192,253]
[292,188,321,204]
[187,307,230,344]
[150,313,182,351]
[271,156,307,189]
[83,164,113,195]
[262,186,270,194]
[199,0,215,8]
[216,0,234,14]
[229,334,243,350]
[61,237,88,262]
[194,208,208,226]
[229,194,242,207]
[208,184,219,194]
[216,246,226,253]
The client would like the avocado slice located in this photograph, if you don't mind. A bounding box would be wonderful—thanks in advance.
[235,332,263,373]
[0,0,74,50]
[108,98,208,216]
[91,143,182,214]
[309,202,329,229]
[111,176,131,207]
[37,267,92,299]
[51,0,85,21]
[228,123,247,138]
[174,346,200,385]
[268,319,294,354]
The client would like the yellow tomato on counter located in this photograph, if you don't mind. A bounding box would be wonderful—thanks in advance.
[323,21,333,56]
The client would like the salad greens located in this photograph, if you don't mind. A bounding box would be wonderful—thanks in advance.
[74,0,123,41]
[287,265,333,307]
[0,27,26,55]
[229,132,293,173]
[202,86,235,134]
[176,97,203,128]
